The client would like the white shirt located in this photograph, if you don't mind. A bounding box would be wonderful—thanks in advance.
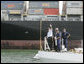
[47,29,53,38]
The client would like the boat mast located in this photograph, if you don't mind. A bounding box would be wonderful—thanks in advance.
[40,20,43,51]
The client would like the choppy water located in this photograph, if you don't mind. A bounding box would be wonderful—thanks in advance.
[1,49,82,63]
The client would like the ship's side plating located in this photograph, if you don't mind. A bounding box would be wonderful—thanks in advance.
[1,21,83,49]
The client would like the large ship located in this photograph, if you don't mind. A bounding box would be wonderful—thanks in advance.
[1,21,83,49]
[1,1,83,49]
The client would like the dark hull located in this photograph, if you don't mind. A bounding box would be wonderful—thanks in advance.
[1,21,40,40]
[1,40,81,50]
[1,21,83,49]
[1,21,83,40]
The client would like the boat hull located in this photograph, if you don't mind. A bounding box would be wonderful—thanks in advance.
[34,51,83,62]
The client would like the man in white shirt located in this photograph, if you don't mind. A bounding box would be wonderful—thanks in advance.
[47,24,53,50]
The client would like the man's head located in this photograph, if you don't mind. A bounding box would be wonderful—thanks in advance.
[63,28,66,32]
[55,28,59,33]
[50,24,52,27]
[48,27,51,31]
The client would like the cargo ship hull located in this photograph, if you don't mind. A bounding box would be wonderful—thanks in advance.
[1,21,83,49]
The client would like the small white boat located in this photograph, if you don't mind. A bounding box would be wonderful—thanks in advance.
[34,51,83,62]
[35,28,83,63]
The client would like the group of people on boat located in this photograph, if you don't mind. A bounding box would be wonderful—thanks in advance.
[46,24,70,52]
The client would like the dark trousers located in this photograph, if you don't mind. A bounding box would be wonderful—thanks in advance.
[57,39,61,51]
[63,39,68,49]
[47,37,53,50]
[54,39,61,52]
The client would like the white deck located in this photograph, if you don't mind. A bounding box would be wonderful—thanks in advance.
[34,51,83,62]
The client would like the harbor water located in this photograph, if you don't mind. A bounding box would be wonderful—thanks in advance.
[1,49,82,63]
